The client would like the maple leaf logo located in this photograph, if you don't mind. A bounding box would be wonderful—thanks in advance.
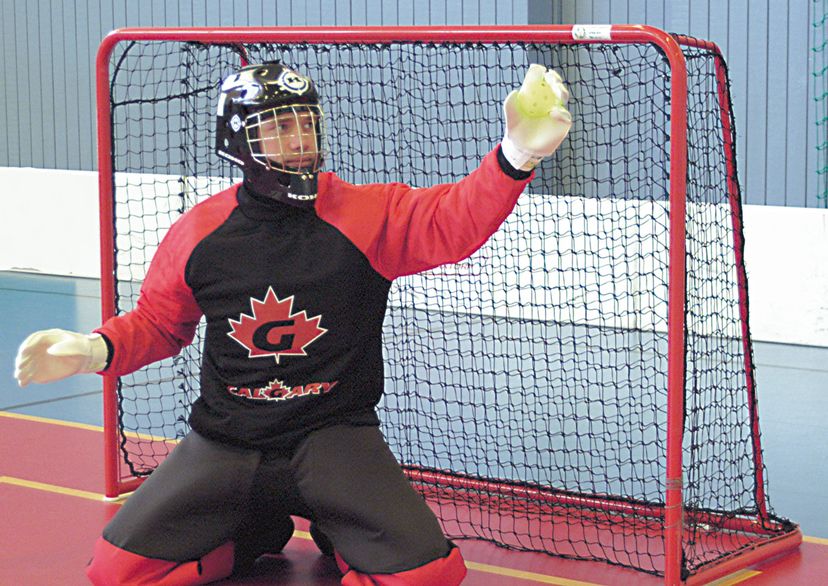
[227,287,327,363]
[261,378,292,395]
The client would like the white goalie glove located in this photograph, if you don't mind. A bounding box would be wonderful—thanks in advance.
[501,64,573,171]
[14,329,108,387]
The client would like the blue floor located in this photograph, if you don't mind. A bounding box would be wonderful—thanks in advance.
[1,270,826,538]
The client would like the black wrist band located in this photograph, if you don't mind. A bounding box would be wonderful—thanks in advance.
[99,333,115,370]
[496,144,533,180]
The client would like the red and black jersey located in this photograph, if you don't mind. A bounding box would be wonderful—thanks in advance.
[96,147,532,452]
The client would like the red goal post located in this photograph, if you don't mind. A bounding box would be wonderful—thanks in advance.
[95,25,801,585]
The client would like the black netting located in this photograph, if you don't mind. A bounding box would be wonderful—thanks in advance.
[105,37,796,578]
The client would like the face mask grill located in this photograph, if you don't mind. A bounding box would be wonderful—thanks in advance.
[245,104,326,173]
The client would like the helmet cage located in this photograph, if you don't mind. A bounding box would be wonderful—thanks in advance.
[245,104,326,174]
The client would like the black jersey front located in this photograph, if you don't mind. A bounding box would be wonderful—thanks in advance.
[186,186,391,450]
[97,148,532,451]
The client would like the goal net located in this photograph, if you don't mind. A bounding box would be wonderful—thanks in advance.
[96,26,800,583]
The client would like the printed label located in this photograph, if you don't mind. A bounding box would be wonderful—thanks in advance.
[572,25,612,41]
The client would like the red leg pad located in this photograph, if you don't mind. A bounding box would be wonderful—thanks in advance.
[86,537,234,585]
[335,547,467,586]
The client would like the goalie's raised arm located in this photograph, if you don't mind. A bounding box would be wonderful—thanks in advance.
[501,63,573,172]
[14,328,109,387]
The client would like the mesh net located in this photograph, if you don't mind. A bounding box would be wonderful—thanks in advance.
[104,37,796,578]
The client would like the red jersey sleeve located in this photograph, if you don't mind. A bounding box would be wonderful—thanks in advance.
[316,147,533,281]
[95,187,239,376]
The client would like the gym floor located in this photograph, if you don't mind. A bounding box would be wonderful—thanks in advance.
[1,270,826,585]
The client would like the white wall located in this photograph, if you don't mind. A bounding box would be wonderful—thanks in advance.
[1,166,826,347]
[0,168,101,277]
[742,205,828,345]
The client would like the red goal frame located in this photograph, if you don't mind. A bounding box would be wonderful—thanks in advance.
[95,25,802,586]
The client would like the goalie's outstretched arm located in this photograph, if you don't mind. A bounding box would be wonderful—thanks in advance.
[317,64,573,280]
[14,236,202,386]
[14,190,237,386]
[14,292,198,386]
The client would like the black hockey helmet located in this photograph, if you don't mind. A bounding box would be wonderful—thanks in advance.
[216,62,326,207]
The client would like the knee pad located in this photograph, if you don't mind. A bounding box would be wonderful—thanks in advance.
[336,544,466,586]
[86,537,234,585]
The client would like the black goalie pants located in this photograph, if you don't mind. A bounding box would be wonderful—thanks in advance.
[89,424,457,582]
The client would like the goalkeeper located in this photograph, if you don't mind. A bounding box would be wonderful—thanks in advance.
[15,62,571,585]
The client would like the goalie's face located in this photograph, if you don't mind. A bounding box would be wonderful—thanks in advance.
[245,105,324,173]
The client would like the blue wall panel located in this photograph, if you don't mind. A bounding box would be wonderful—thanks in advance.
[0,0,13,166]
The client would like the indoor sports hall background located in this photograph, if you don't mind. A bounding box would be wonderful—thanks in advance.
[1,1,826,584]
